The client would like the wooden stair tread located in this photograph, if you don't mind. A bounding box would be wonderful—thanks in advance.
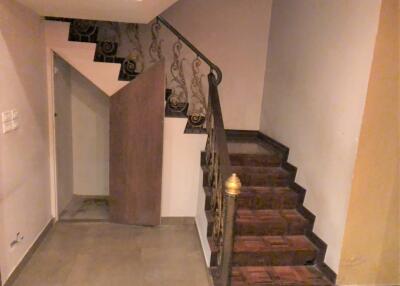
[227,139,279,155]
[229,266,333,286]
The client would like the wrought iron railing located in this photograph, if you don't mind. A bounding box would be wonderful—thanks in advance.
[159,17,241,286]
[205,73,241,286]
[156,16,222,85]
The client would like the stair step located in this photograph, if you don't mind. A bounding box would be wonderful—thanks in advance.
[203,166,292,187]
[227,139,280,156]
[236,209,310,236]
[229,266,332,286]
[204,186,298,211]
[229,153,282,167]
[210,236,318,267]
[206,209,310,237]
[232,166,293,187]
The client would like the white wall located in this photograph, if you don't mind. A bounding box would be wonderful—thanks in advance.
[259,0,381,271]
[54,55,74,212]
[161,118,206,216]
[0,0,52,281]
[54,56,110,201]
[70,65,110,197]
[162,0,273,130]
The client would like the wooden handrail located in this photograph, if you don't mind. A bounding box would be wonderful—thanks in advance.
[208,73,232,181]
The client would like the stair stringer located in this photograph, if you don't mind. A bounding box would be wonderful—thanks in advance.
[44,21,128,96]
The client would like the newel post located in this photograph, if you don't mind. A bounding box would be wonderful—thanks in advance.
[220,173,241,286]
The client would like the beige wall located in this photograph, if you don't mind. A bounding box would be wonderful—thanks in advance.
[54,55,74,212]
[162,0,273,130]
[161,118,206,216]
[0,0,51,281]
[54,56,110,201]
[338,1,399,284]
[259,0,381,271]
[70,65,110,197]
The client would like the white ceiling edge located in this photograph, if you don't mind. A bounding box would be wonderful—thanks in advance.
[15,0,178,23]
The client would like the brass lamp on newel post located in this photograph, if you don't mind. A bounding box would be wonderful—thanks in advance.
[220,173,242,286]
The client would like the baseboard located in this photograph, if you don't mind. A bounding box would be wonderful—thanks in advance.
[317,262,337,284]
[195,218,214,286]
[257,131,290,160]
[4,218,55,286]
[160,217,195,225]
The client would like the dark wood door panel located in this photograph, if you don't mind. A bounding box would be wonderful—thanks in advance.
[110,61,165,226]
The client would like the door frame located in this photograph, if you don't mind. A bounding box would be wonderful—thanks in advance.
[46,49,60,221]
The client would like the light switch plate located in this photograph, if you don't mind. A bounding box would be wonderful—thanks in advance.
[2,111,12,123]
[2,121,13,133]
[11,109,18,120]
[11,120,18,130]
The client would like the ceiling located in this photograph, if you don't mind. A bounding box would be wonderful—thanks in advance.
[16,0,178,23]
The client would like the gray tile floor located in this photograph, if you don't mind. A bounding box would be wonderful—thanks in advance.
[11,222,211,286]
[60,196,109,221]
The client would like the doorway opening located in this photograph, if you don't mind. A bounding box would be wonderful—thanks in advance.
[53,55,110,221]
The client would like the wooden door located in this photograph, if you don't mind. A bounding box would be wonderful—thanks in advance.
[109,62,164,226]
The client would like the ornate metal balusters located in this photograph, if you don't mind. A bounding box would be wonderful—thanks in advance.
[187,57,207,128]
[69,19,98,42]
[126,24,145,73]
[149,21,164,63]
[205,100,214,166]
[166,40,189,114]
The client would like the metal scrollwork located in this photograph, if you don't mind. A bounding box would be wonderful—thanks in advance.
[167,40,189,113]
[69,20,98,42]
[126,24,145,73]
[99,41,117,55]
[149,21,164,63]
[206,105,225,267]
[188,57,207,127]
[101,22,121,43]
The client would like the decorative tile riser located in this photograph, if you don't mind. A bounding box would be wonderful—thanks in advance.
[202,170,292,187]
[230,278,332,286]
[206,214,310,237]
[210,236,318,267]
[68,26,98,43]
[235,220,310,236]
[237,189,297,210]
[228,266,332,286]
[232,249,317,267]
[203,187,298,211]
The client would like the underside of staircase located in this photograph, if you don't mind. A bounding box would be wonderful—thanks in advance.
[201,131,336,286]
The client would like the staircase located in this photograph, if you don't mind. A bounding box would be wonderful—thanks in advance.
[201,131,336,286]
[46,14,336,286]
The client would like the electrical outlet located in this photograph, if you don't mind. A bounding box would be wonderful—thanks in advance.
[10,232,24,248]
